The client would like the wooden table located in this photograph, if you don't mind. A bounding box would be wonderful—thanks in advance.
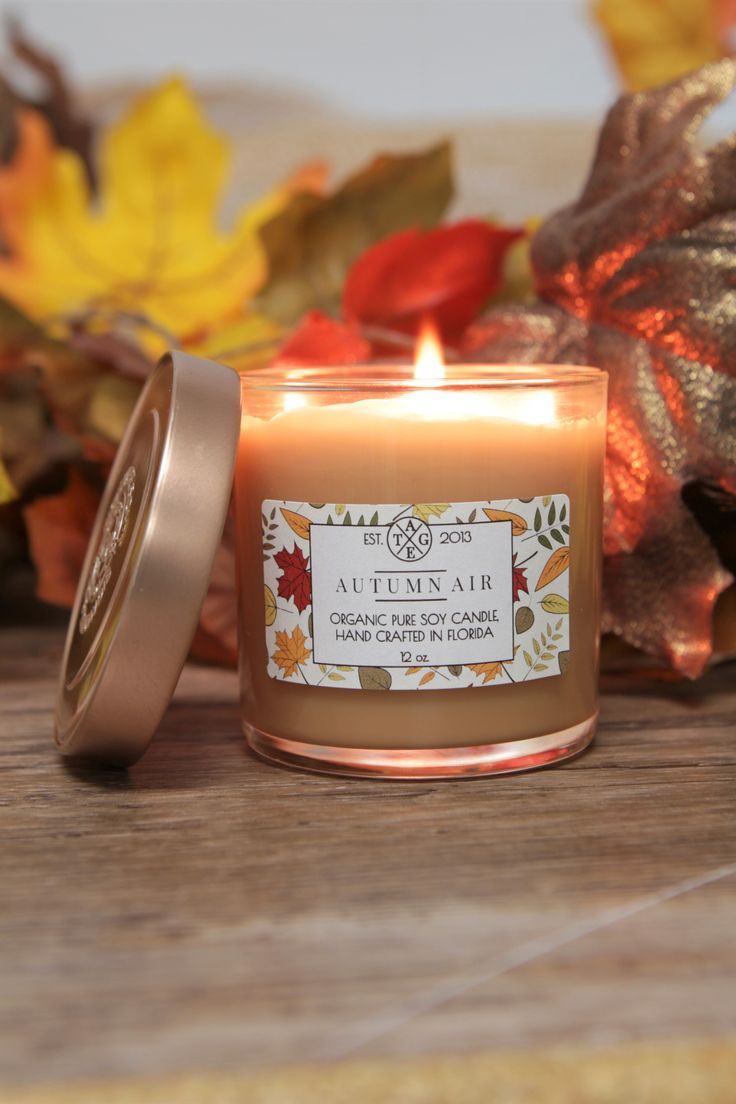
[2,621,736,1089]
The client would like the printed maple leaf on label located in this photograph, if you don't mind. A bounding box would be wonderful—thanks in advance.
[512,553,529,603]
[274,544,312,612]
[271,626,311,679]
[467,662,503,685]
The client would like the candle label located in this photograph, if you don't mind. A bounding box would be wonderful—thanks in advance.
[262,497,570,690]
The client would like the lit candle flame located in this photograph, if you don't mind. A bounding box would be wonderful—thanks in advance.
[413,318,445,383]
[283,391,308,413]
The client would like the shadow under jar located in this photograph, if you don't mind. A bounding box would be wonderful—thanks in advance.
[235,364,607,779]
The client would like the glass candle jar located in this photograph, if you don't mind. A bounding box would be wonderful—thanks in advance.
[235,363,607,778]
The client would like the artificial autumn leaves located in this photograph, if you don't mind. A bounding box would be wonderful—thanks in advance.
[0,81,302,343]
[0,75,520,513]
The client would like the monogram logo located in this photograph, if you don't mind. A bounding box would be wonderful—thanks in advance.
[79,466,136,635]
[387,517,433,562]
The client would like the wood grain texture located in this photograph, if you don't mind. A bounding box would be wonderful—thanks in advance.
[1,624,735,1088]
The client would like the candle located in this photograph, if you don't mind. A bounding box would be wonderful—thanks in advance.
[235,334,606,777]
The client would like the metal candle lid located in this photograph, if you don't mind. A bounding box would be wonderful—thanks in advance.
[54,351,240,766]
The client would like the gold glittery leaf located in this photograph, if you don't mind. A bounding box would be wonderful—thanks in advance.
[464,61,736,676]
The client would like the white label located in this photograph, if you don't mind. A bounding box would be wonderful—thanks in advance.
[262,498,570,691]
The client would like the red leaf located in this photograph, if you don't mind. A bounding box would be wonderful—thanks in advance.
[512,553,529,604]
[274,310,371,366]
[343,220,523,340]
[274,543,312,612]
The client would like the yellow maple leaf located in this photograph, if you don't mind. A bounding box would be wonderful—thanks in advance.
[0,78,314,341]
[593,0,724,91]
[467,662,503,685]
[413,503,450,522]
[271,625,311,679]
[188,312,283,371]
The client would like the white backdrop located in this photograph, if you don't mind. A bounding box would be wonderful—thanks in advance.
[0,0,618,118]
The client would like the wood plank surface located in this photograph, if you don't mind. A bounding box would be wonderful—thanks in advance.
[1,622,735,1087]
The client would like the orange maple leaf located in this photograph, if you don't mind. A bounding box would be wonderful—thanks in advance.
[271,625,311,679]
[467,662,503,685]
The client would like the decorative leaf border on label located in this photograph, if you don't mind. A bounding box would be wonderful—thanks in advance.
[262,497,571,691]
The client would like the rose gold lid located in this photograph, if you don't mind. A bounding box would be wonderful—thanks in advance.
[54,351,240,766]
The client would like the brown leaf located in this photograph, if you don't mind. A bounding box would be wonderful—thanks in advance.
[515,606,535,633]
[0,382,79,496]
[7,19,95,187]
[0,296,106,436]
[358,666,393,690]
[255,142,453,324]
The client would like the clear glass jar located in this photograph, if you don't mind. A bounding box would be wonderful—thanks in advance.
[235,364,607,778]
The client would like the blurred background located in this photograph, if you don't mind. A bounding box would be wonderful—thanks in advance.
[1,0,620,119]
[1,0,732,218]
[2,0,736,644]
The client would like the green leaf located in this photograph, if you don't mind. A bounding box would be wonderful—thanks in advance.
[538,534,553,550]
[447,664,463,677]
[534,507,542,532]
[358,666,393,691]
[551,527,565,544]
[547,502,556,526]
[343,511,352,525]
[560,502,567,522]
[369,510,379,526]
[255,142,453,323]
